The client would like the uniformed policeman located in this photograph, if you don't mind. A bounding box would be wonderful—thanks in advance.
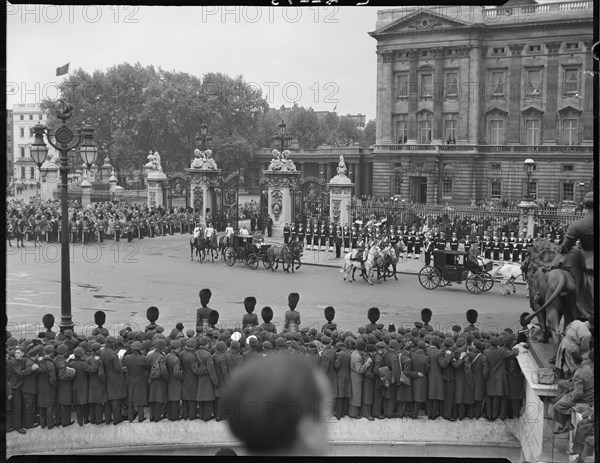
[283,222,291,245]
[502,236,511,262]
[291,222,298,242]
[351,225,359,249]
[306,223,313,250]
[464,235,471,254]
[414,229,423,259]
[343,226,350,252]
[297,223,305,244]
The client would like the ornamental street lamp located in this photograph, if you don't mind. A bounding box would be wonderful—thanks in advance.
[31,101,98,332]
[195,123,213,151]
[523,158,535,201]
[272,120,292,152]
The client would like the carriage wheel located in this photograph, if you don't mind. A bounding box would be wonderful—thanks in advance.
[262,257,272,269]
[482,272,495,292]
[246,253,259,270]
[466,274,484,294]
[225,248,236,267]
[418,266,441,290]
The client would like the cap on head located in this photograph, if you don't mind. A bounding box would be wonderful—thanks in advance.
[261,306,273,323]
[186,338,197,348]
[452,325,462,334]
[170,340,181,349]
[146,306,159,323]
[56,344,68,355]
[43,345,55,355]
[131,341,143,352]
[244,297,257,314]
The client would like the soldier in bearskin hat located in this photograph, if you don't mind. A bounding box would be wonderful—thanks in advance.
[242,296,259,330]
[284,293,301,331]
[92,311,109,337]
[145,306,162,333]
[322,306,338,335]
[259,306,277,334]
[464,309,479,333]
[41,313,56,340]
[421,308,433,332]
[366,307,383,333]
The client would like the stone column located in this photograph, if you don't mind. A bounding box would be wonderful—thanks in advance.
[262,170,300,239]
[40,164,59,201]
[328,175,354,227]
[376,50,394,144]
[147,170,168,208]
[467,44,482,144]
[80,178,91,208]
[353,163,361,197]
[582,41,593,142]
[109,170,117,201]
[543,41,561,144]
[186,168,221,222]
[407,49,419,143]
[433,47,445,143]
[507,44,524,143]
[518,202,538,238]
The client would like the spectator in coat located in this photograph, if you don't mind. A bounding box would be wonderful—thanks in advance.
[483,336,518,421]
[20,346,40,429]
[36,345,57,429]
[69,347,89,426]
[54,344,75,427]
[396,342,414,418]
[166,339,184,421]
[371,342,386,419]
[147,339,168,422]
[179,338,200,420]
[438,338,457,420]
[452,338,473,421]
[409,341,429,419]
[319,337,337,419]
[195,336,218,421]
[349,339,372,419]
[99,336,126,425]
[123,342,148,422]
[503,335,524,418]
[382,339,399,418]
[468,340,489,419]
[425,336,444,420]
[85,342,107,425]
[361,344,377,420]
[212,341,230,421]
[334,342,352,419]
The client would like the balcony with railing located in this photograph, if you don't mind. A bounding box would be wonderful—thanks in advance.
[481,1,591,21]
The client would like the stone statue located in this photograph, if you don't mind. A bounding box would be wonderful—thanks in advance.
[41,151,60,169]
[336,154,347,176]
[268,149,296,171]
[190,148,218,170]
[191,149,204,169]
[153,151,163,172]
[145,151,157,170]
[202,149,218,170]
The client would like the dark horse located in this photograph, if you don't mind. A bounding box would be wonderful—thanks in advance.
[202,233,219,262]
[218,235,233,261]
[266,239,303,273]
[190,236,202,262]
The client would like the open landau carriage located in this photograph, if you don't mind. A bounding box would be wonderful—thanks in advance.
[418,249,494,294]
[224,235,272,270]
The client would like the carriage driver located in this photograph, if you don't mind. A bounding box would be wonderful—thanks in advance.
[225,222,234,246]
[205,221,215,241]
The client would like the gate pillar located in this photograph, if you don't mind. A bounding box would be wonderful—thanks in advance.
[328,156,354,227]
[261,170,300,239]
[517,201,538,238]
[186,168,222,225]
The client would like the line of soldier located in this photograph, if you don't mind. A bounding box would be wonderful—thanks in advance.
[282,220,563,263]
[7,298,529,434]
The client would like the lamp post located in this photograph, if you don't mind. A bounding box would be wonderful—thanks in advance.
[195,123,213,151]
[523,158,535,201]
[272,120,292,152]
[30,102,98,332]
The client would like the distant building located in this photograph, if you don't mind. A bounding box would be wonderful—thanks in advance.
[369,1,593,203]
[6,109,13,183]
[342,113,366,128]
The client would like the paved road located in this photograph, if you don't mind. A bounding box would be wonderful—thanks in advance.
[6,234,532,339]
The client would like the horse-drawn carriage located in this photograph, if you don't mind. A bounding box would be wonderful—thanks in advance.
[418,249,494,294]
[223,235,268,270]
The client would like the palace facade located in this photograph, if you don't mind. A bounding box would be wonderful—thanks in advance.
[369,1,594,204]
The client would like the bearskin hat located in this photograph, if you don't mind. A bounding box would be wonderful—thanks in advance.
[367,307,380,324]
[466,309,478,325]
[324,306,335,322]
[199,288,212,306]
[288,292,300,310]
[208,310,219,326]
[244,296,257,314]
[421,308,432,324]
[42,313,55,330]
[94,310,106,327]
[146,306,159,323]
[261,306,273,323]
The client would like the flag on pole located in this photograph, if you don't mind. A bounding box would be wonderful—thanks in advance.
[56,63,70,76]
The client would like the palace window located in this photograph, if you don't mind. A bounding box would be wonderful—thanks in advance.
[396,74,409,98]
[20,147,25,158]
[21,167,25,179]
[525,69,542,96]
[490,119,505,145]
[490,181,502,200]
[29,115,33,120]
[444,115,457,143]
[20,115,24,121]
[525,119,541,145]
[525,180,537,199]
[19,127,24,137]
[562,164,574,172]
[565,42,580,50]
[528,45,541,53]
[29,128,34,137]
[394,115,408,144]
[491,71,505,97]
[441,180,453,198]
[38,114,43,120]
[421,50,433,59]
[492,47,506,55]
[562,182,574,201]
[30,167,35,179]
[420,74,433,98]
[562,118,579,145]
[418,113,433,144]
[564,68,579,95]
[393,173,402,195]
[445,72,458,98]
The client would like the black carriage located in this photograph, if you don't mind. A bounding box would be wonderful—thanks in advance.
[224,235,258,269]
[248,241,274,270]
[418,249,494,294]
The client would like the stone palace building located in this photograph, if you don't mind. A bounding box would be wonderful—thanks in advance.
[369,1,594,204]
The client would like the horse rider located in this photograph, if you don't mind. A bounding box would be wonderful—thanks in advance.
[205,221,215,242]
[193,224,202,247]
[225,222,234,247]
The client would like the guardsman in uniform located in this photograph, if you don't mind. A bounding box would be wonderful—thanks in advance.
[297,223,306,245]
[389,225,399,247]
[291,222,298,242]
[405,229,414,259]
[351,225,359,250]
[492,236,501,261]
[169,211,176,235]
[313,223,320,251]
[127,216,134,242]
[502,236,511,263]
[328,222,335,252]
[283,222,291,245]
[320,223,327,251]
[305,222,313,250]
[464,235,471,254]
[70,215,78,243]
[148,214,156,238]
[343,226,350,253]
[515,236,524,263]
[483,235,492,259]
[415,229,424,259]
[449,232,459,251]
[335,225,343,258]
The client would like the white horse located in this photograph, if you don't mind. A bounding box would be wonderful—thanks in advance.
[490,262,524,295]
[341,244,380,285]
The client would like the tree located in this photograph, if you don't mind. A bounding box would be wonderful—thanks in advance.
[361,119,376,149]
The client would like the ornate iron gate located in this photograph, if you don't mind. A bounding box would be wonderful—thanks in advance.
[167,174,189,210]
[291,177,329,225]
[259,188,269,234]
[215,172,239,231]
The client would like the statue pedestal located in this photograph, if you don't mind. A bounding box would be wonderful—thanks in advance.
[261,170,300,239]
[517,201,538,238]
[186,168,222,225]
[147,171,168,208]
[40,165,59,201]
[80,178,92,208]
[328,174,355,227]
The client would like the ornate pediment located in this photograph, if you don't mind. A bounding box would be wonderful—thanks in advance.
[370,10,470,37]
[486,107,508,117]
[558,105,582,115]
[522,106,544,116]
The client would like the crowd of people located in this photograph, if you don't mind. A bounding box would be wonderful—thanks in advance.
[8,287,594,440]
